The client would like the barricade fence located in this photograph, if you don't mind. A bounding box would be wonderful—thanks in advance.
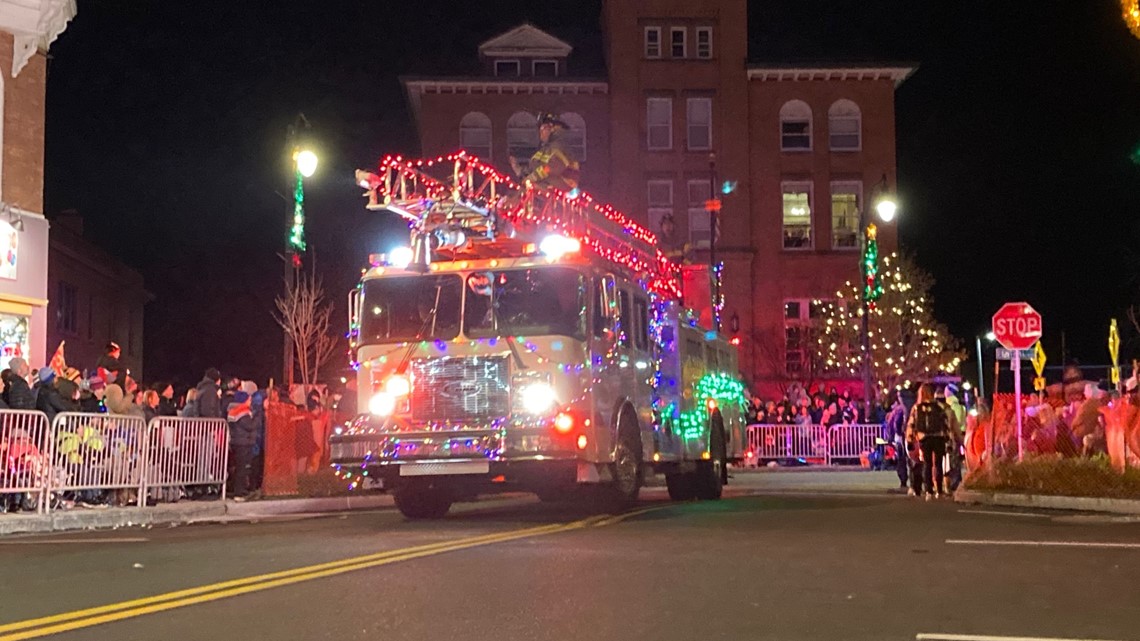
[746,423,886,466]
[0,410,229,513]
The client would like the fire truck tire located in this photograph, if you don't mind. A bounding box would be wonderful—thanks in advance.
[694,414,726,501]
[665,472,697,501]
[393,484,453,519]
[608,408,643,505]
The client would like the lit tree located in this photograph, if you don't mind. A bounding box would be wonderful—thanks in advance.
[813,252,963,399]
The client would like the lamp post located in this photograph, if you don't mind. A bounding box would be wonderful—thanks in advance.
[859,174,898,420]
[975,331,996,400]
[284,114,318,390]
[706,153,722,332]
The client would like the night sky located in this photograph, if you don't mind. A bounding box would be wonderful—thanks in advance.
[41,1,1140,385]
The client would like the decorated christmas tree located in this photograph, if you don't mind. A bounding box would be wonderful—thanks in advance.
[813,252,963,399]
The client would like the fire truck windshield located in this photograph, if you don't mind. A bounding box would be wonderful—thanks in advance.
[360,275,462,343]
[464,267,586,340]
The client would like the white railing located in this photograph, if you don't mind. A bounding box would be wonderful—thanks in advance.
[747,423,885,466]
[0,410,53,513]
[141,416,229,505]
[0,410,229,513]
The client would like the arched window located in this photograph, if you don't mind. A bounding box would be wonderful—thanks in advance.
[507,111,539,159]
[459,112,492,159]
[779,100,812,151]
[559,112,586,161]
[828,99,861,151]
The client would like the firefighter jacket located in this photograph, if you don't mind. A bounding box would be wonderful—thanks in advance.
[523,130,581,192]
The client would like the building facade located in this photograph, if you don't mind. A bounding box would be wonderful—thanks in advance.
[402,1,913,397]
[0,0,74,371]
[46,212,150,380]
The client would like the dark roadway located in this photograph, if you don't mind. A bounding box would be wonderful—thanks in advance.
[1,473,1138,641]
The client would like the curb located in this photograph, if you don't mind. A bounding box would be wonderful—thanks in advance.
[954,489,1140,515]
[0,493,394,536]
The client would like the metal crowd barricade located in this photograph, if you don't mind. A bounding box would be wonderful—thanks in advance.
[140,416,229,506]
[48,412,148,501]
[826,424,884,463]
[747,423,885,466]
[0,410,53,513]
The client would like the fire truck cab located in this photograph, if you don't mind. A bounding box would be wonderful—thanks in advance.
[329,154,746,518]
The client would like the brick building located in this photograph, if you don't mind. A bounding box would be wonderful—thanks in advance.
[0,1,74,370]
[47,211,150,380]
[403,1,913,396]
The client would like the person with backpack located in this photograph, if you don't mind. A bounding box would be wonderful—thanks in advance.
[905,383,955,500]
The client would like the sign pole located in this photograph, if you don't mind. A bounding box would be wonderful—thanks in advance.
[1013,351,1023,462]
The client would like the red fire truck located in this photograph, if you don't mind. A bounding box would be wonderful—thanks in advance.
[329,152,747,518]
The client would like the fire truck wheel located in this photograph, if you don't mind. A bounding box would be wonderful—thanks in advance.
[694,414,726,501]
[665,472,697,501]
[609,409,643,505]
[393,484,453,519]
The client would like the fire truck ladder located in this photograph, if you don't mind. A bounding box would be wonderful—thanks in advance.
[355,153,681,298]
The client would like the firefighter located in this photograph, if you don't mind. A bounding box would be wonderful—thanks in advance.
[509,112,581,192]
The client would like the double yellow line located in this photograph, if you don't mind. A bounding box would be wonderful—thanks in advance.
[0,516,607,641]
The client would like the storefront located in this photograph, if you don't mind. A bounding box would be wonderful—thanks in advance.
[0,210,48,371]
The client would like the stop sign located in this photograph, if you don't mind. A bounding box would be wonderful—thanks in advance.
[992,302,1042,350]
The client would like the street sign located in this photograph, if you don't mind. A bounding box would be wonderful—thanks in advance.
[992,302,1043,351]
[996,348,1035,361]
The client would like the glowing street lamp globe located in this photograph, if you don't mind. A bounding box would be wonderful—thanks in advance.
[875,197,898,223]
[294,149,318,178]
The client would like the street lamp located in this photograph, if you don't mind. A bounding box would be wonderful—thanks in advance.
[859,174,898,419]
[975,331,996,400]
[284,114,318,389]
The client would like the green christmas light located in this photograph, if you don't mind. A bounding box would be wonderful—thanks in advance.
[862,224,883,303]
[289,168,306,252]
[677,371,746,439]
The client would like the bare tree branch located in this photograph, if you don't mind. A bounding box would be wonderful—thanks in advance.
[274,269,338,388]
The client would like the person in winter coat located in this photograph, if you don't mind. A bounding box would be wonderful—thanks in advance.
[180,388,199,417]
[195,368,223,419]
[156,383,177,417]
[5,358,36,410]
[509,113,581,192]
[95,341,125,385]
[226,390,257,499]
[80,377,107,413]
[37,377,80,424]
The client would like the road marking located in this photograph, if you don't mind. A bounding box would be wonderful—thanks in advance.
[946,539,1140,549]
[592,506,665,527]
[0,515,612,640]
[957,509,1050,518]
[912,629,1126,634]
[0,537,149,545]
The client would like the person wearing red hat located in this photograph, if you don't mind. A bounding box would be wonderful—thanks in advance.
[509,112,581,192]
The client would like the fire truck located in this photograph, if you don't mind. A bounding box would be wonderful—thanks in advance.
[329,152,747,518]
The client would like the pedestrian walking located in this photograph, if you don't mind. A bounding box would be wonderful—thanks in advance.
[905,383,953,500]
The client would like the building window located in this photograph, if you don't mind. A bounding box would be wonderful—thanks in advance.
[494,59,520,77]
[686,97,712,150]
[828,99,861,151]
[646,97,672,150]
[644,27,662,58]
[782,181,813,250]
[687,179,712,249]
[779,100,812,151]
[784,299,823,377]
[831,181,862,250]
[56,281,78,335]
[559,112,587,161]
[459,112,492,159]
[532,59,558,77]
[507,111,539,159]
[670,27,686,58]
[696,27,713,59]
[647,180,673,233]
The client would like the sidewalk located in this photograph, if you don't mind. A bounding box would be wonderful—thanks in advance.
[0,493,395,536]
[954,489,1140,515]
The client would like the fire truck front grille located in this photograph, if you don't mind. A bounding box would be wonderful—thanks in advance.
[410,355,510,421]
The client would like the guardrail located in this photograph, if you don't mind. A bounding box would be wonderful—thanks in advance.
[0,410,229,513]
[747,423,886,466]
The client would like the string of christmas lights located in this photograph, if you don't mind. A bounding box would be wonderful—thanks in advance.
[1124,0,1140,39]
[861,223,883,306]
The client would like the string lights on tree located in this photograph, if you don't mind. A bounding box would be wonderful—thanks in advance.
[862,223,883,307]
[814,252,964,397]
[1124,0,1140,39]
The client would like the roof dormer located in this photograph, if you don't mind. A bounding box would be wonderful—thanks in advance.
[478,23,572,77]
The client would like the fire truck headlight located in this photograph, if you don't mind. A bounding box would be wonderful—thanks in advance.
[520,382,557,414]
[385,374,411,397]
[388,246,413,269]
[369,392,397,417]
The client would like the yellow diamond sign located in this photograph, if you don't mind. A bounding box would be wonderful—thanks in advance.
[1030,341,1047,378]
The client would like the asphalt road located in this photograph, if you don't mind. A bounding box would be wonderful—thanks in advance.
[1,471,1138,641]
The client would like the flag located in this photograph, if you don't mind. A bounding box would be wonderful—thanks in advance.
[49,341,67,378]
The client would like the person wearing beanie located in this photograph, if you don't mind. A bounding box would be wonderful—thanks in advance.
[5,357,35,410]
[80,376,107,413]
[95,342,125,385]
[195,368,223,419]
[226,390,257,499]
